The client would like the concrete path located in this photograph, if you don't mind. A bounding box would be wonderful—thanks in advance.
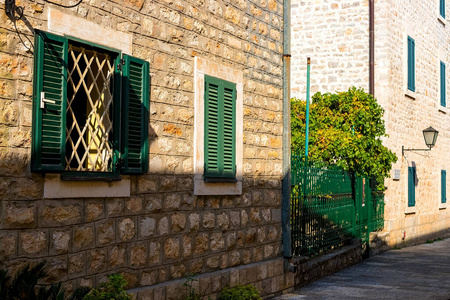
[274,238,450,300]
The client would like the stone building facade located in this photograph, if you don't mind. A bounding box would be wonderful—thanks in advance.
[291,0,450,247]
[0,0,292,298]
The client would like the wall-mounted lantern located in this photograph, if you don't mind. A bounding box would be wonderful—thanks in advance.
[402,126,439,156]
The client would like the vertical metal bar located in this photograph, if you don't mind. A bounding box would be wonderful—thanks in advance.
[305,58,311,158]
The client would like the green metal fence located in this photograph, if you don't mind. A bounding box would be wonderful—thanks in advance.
[291,154,385,257]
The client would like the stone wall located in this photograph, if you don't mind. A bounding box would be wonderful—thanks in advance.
[290,0,450,249]
[290,0,370,99]
[378,0,450,246]
[0,0,289,297]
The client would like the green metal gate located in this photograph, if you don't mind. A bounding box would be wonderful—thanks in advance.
[291,154,385,257]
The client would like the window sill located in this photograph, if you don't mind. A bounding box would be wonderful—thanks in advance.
[44,174,130,198]
[438,15,446,26]
[61,172,121,182]
[439,202,447,210]
[405,89,416,100]
[438,106,448,114]
[405,206,416,215]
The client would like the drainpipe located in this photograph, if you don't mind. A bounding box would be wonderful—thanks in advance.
[282,0,296,273]
[369,0,374,96]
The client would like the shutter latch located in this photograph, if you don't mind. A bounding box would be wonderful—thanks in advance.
[117,59,125,71]
[116,158,124,170]
[40,92,55,109]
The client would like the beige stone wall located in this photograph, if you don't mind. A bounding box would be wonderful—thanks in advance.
[290,0,370,99]
[0,0,288,297]
[290,0,450,248]
[378,0,450,246]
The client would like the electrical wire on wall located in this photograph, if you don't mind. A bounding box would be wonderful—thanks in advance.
[42,0,83,9]
[6,0,83,52]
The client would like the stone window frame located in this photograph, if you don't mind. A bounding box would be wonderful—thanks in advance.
[193,57,243,195]
[43,8,135,198]
[440,169,447,209]
[438,0,446,25]
[404,26,417,100]
[405,164,417,215]
[438,49,448,113]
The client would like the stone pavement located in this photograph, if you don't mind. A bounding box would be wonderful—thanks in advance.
[272,238,450,300]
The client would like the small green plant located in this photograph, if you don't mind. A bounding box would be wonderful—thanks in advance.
[83,274,132,300]
[183,274,201,300]
[219,284,262,300]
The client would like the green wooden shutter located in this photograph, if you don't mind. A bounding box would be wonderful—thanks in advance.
[441,0,446,18]
[441,62,446,107]
[31,30,68,172]
[407,37,415,92]
[408,166,416,207]
[204,75,236,180]
[442,170,447,204]
[121,55,150,174]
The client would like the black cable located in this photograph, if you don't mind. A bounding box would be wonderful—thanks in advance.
[42,0,83,8]
[13,20,34,52]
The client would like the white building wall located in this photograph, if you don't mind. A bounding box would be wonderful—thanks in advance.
[291,0,450,247]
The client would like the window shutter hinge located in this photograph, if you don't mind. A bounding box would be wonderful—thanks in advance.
[117,59,125,71]
[116,158,124,169]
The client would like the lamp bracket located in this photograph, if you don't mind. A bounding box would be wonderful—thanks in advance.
[402,146,431,157]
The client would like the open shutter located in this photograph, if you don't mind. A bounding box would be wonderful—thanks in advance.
[31,31,68,172]
[441,62,446,107]
[442,170,447,204]
[407,37,415,92]
[222,82,236,178]
[121,55,149,174]
[408,167,416,207]
[204,75,236,180]
[204,76,221,178]
[441,0,446,18]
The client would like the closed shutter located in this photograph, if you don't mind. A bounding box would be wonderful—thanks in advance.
[441,0,446,18]
[204,75,236,180]
[121,55,150,174]
[31,31,68,172]
[408,166,416,207]
[407,37,415,92]
[442,170,447,204]
[441,62,446,107]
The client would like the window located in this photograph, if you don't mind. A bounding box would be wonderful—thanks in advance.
[442,170,447,204]
[441,0,446,18]
[407,36,415,92]
[408,166,416,207]
[441,61,446,107]
[31,30,149,178]
[193,57,243,195]
[204,75,236,182]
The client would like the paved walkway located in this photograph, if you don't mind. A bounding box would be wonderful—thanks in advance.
[274,238,450,300]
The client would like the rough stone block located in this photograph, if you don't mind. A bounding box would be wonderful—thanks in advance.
[50,229,71,255]
[125,196,143,214]
[193,233,209,255]
[118,217,136,242]
[0,232,17,260]
[87,249,107,274]
[68,252,86,278]
[109,244,127,268]
[73,225,95,251]
[19,230,48,256]
[2,201,36,229]
[96,220,115,246]
[130,243,147,267]
[140,216,156,238]
[85,201,104,222]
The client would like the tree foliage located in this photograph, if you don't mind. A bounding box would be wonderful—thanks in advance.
[291,87,397,188]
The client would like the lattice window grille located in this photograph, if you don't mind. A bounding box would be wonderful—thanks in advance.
[65,44,115,172]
